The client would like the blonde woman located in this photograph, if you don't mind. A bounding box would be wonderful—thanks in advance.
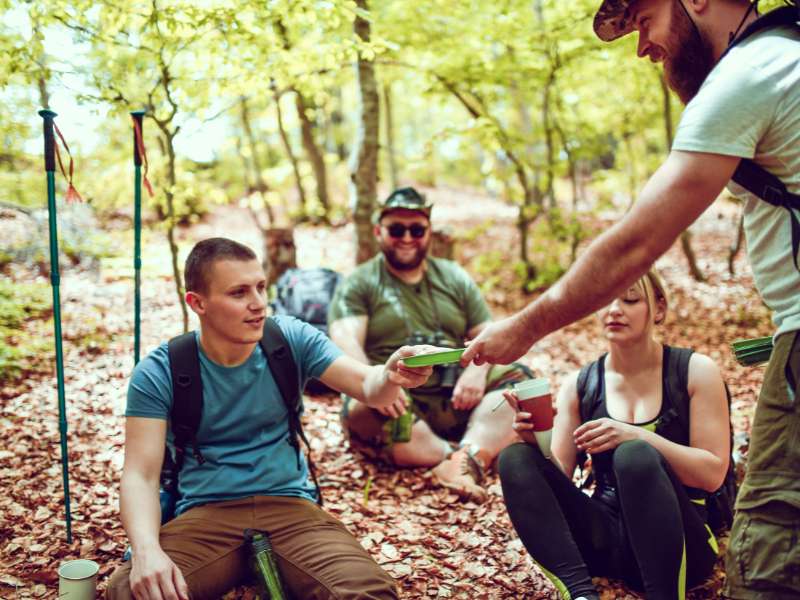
[498,270,730,600]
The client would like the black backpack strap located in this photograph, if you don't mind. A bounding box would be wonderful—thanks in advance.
[260,317,323,505]
[732,159,800,272]
[661,347,694,442]
[577,356,604,423]
[576,357,604,485]
[723,5,800,59]
[167,332,206,479]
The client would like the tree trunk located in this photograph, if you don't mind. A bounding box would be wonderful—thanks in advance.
[157,126,190,332]
[728,211,745,275]
[680,229,707,282]
[430,228,455,260]
[295,92,330,222]
[351,0,380,264]
[239,97,274,225]
[382,82,399,190]
[273,86,306,220]
[264,228,297,286]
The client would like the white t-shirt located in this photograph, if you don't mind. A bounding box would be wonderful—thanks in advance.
[672,25,800,339]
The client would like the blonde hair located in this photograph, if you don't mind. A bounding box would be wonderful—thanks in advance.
[633,268,669,325]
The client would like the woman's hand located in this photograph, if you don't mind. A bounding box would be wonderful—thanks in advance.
[573,418,639,454]
[504,389,543,446]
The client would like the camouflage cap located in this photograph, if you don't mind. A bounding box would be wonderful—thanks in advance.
[374,187,433,221]
[594,0,638,41]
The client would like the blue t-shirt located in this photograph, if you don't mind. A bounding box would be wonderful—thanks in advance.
[125,316,343,515]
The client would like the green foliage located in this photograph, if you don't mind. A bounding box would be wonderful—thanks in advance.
[0,0,744,293]
[0,278,51,383]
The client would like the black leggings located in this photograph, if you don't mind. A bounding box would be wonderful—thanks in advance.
[498,440,718,600]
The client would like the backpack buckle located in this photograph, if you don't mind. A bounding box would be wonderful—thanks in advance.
[176,374,192,388]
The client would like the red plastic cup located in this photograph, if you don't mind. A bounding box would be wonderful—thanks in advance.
[514,378,554,457]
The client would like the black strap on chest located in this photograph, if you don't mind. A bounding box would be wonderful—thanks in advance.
[165,317,323,505]
[720,5,800,272]
[577,346,693,438]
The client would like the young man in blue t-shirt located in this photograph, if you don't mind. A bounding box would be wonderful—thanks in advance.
[106,237,434,600]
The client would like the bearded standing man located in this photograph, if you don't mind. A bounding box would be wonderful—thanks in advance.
[461,0,799,597]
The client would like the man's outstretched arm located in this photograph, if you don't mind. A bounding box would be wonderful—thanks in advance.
[462,150,740,365]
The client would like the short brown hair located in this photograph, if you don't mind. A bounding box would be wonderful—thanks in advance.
[184,238,257,294]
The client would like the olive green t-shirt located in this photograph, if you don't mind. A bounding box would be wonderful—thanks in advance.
[328,255,491,369]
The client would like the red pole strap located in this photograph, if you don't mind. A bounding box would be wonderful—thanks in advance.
[132,117,154,198]
[52,123,84,204]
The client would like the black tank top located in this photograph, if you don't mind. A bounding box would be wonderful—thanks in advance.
[583,346,707,509]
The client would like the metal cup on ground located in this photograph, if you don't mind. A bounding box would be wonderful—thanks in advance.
[58,559,99,599]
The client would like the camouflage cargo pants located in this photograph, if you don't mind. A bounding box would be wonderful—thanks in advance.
[725,331,800,599]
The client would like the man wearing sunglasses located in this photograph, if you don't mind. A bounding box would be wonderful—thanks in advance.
[329,187,534,503]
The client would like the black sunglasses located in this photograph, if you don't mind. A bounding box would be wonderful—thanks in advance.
[384,223,428,239]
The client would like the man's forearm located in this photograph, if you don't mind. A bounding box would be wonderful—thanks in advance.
[120,472,164,555]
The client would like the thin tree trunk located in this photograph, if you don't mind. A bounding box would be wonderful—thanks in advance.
[295,92,330,222]
[239,97,274,225]
[728,211,745,275]
[680,229,707,282]
[156,126,189,332]
[273,86,305,219]
[352,0,380,264]
[382,82,399,190]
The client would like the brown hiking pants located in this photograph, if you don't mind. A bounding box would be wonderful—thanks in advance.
[725,331,800,598]
[106,495,397,600]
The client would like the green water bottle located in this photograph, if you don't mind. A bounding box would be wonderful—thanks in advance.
[384,392,413,443]
[245,529,287,600]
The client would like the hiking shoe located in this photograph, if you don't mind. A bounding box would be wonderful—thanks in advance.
[431,445,487,503]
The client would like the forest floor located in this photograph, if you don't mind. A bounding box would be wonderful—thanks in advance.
[0,186,773,598]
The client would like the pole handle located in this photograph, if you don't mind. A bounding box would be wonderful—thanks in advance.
[131,110,146,166]
[39,109,58,173]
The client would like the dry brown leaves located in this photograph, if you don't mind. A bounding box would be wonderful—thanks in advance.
[1,191,768,599]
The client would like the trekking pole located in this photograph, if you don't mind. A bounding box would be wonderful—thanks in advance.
[130,110,153,366]
[38,109,73,543]
[131,110,145,365]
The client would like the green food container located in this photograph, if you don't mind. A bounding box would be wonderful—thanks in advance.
[403,348,466,367]
[731,336,773,366]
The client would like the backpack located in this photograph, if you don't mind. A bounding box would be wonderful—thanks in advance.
[577,347,737,533]
[723,4,800,273]
[270,267,343,394]
[271,267,342,336]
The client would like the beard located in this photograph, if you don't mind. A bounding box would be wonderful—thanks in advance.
[663,0,716,104]
[381,240,429,271]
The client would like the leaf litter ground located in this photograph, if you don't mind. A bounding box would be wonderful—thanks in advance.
[0,189,770,599]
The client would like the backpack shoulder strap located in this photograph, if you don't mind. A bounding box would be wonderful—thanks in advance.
[260,317,324,504]
[663,346,694,433]
[727,5,800,54]
[260,317,301,415]
[576,355,604,423]
[167,332,205,468]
